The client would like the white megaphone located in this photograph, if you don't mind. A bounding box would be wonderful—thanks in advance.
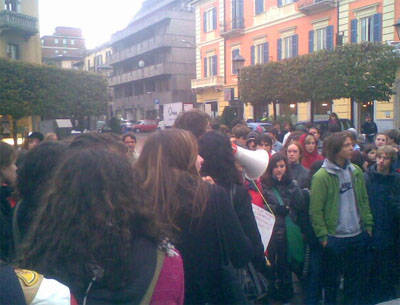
[234,145,269,180]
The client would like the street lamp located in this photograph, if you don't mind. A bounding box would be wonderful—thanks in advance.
[232,54,245,120]
[394,18,400,40]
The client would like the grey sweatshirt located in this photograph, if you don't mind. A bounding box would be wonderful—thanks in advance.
[322,159,362,237]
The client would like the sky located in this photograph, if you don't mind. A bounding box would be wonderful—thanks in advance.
[39,0,144,49]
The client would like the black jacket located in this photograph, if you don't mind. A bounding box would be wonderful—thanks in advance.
[0,185,14,262]
[175,184,254,305]
[364,166,400,248]
[289,163,309,189]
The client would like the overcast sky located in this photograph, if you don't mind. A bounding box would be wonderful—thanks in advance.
[39,0,144,49]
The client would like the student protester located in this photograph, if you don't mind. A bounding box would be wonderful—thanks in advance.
[246,131,258,151]
[309,131,373,305]
[14,142,67,245]
[364,145,400,304]
[361,115,378,144]
[280,121,293,144]
[286,141,309,189]
[327,113,341,134]
[0,142,17,262]
[362,144,377,171]
[122,132,139,164]
[385,129,400,147]
[133,129,254,305]
[19,148,184,305]
[260,154,306,303]
[308,126,323,154]
[375,132,388,147]
[267,129,283,152]
[17,132,45,168]
[198,131,268,276]
[174,110,211,140]
[299,134,324,169]
[232,124,251,148]
[257,134,275,157]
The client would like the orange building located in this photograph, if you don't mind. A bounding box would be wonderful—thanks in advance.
[190,0,400,130]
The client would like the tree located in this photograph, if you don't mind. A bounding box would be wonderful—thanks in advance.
[239,42,400,122]
[0,58,108,145]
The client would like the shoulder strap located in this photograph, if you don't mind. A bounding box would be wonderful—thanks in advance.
[272,187,285,207]
[0,264,27,305]
[139,249,165,305]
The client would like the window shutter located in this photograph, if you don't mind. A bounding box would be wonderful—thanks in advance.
[212,8,217,30]
[238,0,244,28]
[255,0,263,14]
[203,12,207,32]
[277,0,282,7]
[212,55,218,75]
[263,42,269,63]
[351,19,358,43]
[326,25,334,50]
[277,38,282,60]
[204,57,207,77]
[292,34,298,57]
[373,13,382,42]
[309,30,314,53]
[232,0,237,28]
[251,45,255,65]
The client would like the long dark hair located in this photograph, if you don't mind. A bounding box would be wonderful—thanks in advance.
[133,129,209,239]
[0,142,15,176]
[198,131,242,187]
[260,153,292,187]
[19,149,159,291]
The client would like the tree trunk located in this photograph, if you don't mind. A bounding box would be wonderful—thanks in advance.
[273,101,277,121]
[310,100,314,123]
[10,116,18,147]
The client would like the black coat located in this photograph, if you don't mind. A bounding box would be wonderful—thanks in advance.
[289,163,309,189]
[0,185,14,262]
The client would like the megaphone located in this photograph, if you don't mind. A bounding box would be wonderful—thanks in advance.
[234,145,269,180]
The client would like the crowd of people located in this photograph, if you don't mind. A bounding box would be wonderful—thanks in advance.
[0,110,399,305]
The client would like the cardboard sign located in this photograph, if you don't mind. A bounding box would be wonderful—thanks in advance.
[252,204,276,251]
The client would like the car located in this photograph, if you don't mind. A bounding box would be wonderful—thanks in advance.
[247,122,273,132]
[295,119,354,138]
[132,120,158,133]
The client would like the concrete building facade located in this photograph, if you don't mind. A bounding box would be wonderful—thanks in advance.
[0,0,41,136]
[109,0,196,121]
[190,0,400,130]
[41,26,86,69]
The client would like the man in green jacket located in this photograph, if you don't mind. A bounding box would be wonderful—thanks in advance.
[310,131,373,305]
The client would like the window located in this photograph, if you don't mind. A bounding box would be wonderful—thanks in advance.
[255,0,264,14]
[94,55,103,67]
[251,43,269,65]
[71,40,75,45]
[204,55,218,77]
[7,44,19,60]
[360,16,373,42]
[4,0,19,12]
[203,8,217,32]
[54,39,59,44]
[232,49,240,74]
[55,50,59,54]
[309,25,333,53]
[41,39,44,46]
[63,50,67,54]
[351,13,382,43]
[232,0,244,28]
[278,35,298,60]
[63,39,68,45]
[277,0,294,7]
[106,51,112,63]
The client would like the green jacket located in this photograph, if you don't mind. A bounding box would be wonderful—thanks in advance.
[309,163,373,242]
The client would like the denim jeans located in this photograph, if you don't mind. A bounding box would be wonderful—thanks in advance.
[322,232,370,305]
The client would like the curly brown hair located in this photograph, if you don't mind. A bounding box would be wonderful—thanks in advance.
[18,149,160,291]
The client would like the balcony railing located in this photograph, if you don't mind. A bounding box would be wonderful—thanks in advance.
[110,34,194,64]
[109,62,194,86]
[0,10,38,37]
[191,76,224,90]
[220,18,244,38]
[298,0,336,14]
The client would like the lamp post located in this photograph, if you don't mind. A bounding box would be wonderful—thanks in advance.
[232,53,245,120]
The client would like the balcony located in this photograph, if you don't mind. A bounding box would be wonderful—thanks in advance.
[0,10,38,37]
[191,76,224,91]
[220,18,245,38]
[110,34,194,65]
[109,62,193,86]
[298,0,336,15]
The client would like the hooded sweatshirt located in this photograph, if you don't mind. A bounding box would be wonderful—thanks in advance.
[322,159,361,237]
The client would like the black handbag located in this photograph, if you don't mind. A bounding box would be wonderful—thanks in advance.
[214,185,269,304]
